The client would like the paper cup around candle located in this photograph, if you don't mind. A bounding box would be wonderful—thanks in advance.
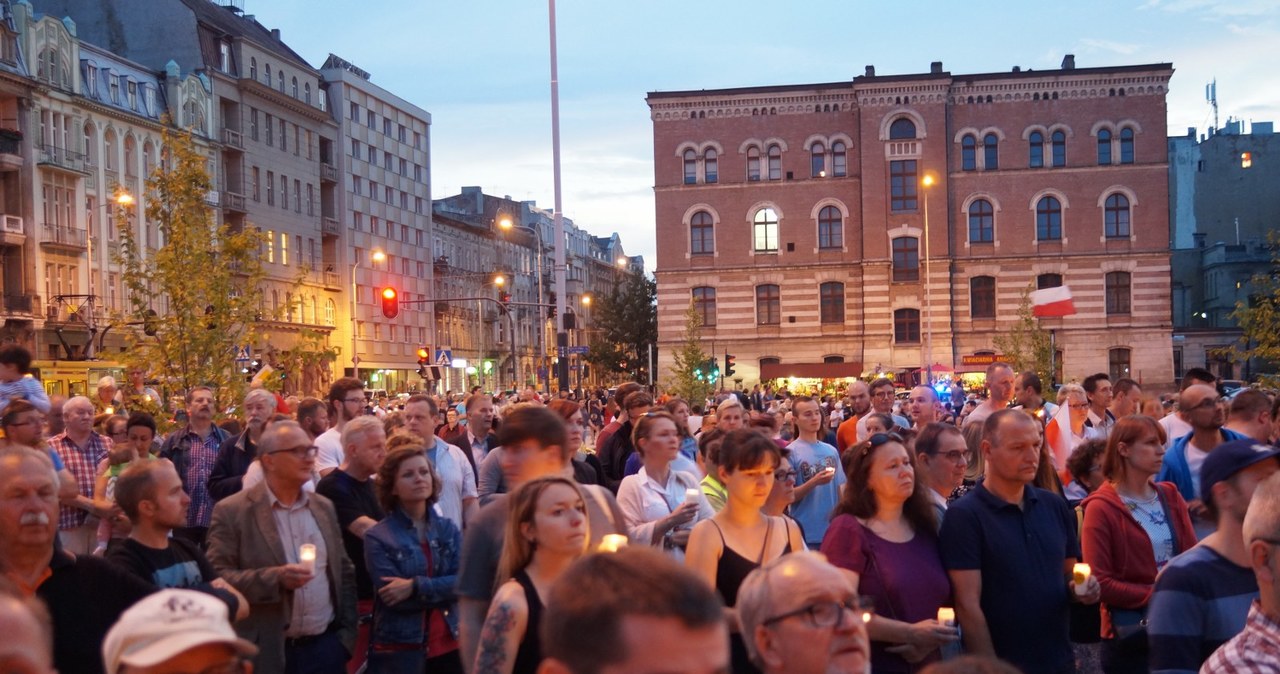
[598,534,628,553]
[937,607,956,626]
[1072,563,1091,595]
[685,488,701,503]
[299,543,317,574]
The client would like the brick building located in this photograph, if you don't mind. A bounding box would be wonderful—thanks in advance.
[648,56,1176,389]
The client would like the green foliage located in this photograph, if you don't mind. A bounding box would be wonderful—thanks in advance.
[663,301,715,405]
[113,128,269,413]
[1230,234,1280,383]
[585,273,657,383]
[992,285,1056,386]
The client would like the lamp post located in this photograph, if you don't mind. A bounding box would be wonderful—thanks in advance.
[921,173,935,386]
[498,217,547,393]
[85,191,134,360]
[493,273,519,390]
[352,248,385,384]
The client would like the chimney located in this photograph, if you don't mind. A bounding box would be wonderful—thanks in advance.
[864,65,875,77]
[1012,66,1021,73]
[1061,54,1076,70]
[270,28,281,41]
[930,61,943,74]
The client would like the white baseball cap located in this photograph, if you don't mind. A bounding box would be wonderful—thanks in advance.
[103,589,257,672]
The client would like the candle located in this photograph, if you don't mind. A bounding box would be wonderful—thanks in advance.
[937,607,956,626]
[299,543,317,574]
[598,534,628,553]
[1073,563,1091,595]
[685,488,701,503]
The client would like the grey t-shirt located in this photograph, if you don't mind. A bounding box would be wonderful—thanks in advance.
[457,483,626,601]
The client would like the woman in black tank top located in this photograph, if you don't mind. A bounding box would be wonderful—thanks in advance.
[686,429,807,674]
[473,477,588,674]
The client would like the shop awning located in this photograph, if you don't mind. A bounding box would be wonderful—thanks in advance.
[760,362,865,380]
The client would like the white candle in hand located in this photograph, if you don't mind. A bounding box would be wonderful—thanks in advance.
[1072,563,1091,596]
[685,488,701,503]
[598,534,628,553]
[937,607,956,626]
[299,543,317,574]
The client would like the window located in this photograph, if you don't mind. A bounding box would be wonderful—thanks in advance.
[767,145,782,180]
[983,133,999,170]
[1036,196,1062,240]
[304,83,311,104]
[890,160,918,212]
[683,149,696,184]
[892,237,919,282]
[961,135,976,171]
[704,149,718,183]
[1104,194,1130,238]
[832,141,847,177]
[384,118,392,136]
[280,175,288,210]
[690,211,714,255]
[277,70,284,92]
[752,208,778,252]
[324,299,336,326]
[811,142,825,177]
[294,179,301,212]
[756,285,780,325]
[249,57,257,81]
[280,232,288,266]
[1109,348,1132,380]
[1037,273,1063,289]
[249,109,259,141]
[266,171,274,205]
[1029,131,1045,168]
[291,77,298,98]
[219,42,230,72]
[747,147,761,181]
[894,309,921,343]
[263,63,271,85]
[1105,272,1131,315]
[693,287,716,326]
[968,199,994,243]
[971,276,996,318]
[279,119,286,151]
[889,118,917,139]
[251,167,260,201]
[264,114,273,146]
[265,229,275,263]
[820,282,845,324]
[349,102,359,120]
[818,206,842,249]
[1097,129,1112,165]
[1119,128,1134,164]
[1051,130,1066,167]
[367,110,375,128]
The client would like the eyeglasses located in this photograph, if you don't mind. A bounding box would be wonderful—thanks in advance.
[344,397,367,404]
[1068,403,1089,410]
[872,391,895,400]
[934,449,972,464]
[269,444,318,459]
[774,469,798,482]
[762,597,873,630]
[1186,398,1220,411]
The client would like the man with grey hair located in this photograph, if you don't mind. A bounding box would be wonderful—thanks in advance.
[207,387,277,501]
[47,395,115,554]
[737,550,870,674]
[316,415,386,605]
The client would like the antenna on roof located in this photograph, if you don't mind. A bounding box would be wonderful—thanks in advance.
[1206,79,1219,132]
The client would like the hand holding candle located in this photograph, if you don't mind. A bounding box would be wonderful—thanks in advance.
[685,488,701,503]
[299,543,317,574]
[598,534,628,553]
[1072,563,1091,596]
[937,607,956,626]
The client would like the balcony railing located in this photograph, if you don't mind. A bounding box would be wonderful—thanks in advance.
[321,217,340,237]
[322,271,341,288]
[320,161,338,182]
[221,128,243,150]
[220,191,246,212]
[40,224,87,249]
[38,144,89,173]
[0,133,20,156]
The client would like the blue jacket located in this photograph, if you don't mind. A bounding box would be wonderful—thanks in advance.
[363,506,462,649]
[1157,427,1244,501]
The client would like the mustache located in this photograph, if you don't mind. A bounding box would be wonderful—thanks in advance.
[20,511,50,526]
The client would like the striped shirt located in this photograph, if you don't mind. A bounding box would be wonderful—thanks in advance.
[1148,545,1258,674]
[48,432,112,530]
[0,376,51,414]
[1201,601,1280,674]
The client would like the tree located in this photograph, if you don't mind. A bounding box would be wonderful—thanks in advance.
[114,127,269,412]
[993,285,1056,386]
[1230,234,1280,383]
[664,300,715,405]
[585,273,657,383]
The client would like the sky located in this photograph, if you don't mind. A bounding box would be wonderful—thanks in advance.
[248,0,1280,270]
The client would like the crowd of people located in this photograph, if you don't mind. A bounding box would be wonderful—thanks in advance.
[2,339,1280,674]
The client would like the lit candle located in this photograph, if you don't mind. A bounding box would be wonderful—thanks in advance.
[937,607,956,626]
[598,534,628,553]
[685,488,701,503]
[299,543,317,574]
[1072,563,1091,595]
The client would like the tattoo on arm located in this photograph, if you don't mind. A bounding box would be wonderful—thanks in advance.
[474,601,517,674]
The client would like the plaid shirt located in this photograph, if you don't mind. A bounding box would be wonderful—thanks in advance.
[1202,601,1280,674]
[163,426,225,528]
[48,431,112,530]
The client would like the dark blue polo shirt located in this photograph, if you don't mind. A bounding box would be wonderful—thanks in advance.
[939,481,1079,674]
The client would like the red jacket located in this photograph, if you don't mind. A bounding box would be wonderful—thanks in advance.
[1080,480,1196,638]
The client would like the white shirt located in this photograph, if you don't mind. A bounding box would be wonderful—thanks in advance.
[428,437,477,531]
[1159,413,1192,450]
[314,427,343,474]
[615,466,711,561]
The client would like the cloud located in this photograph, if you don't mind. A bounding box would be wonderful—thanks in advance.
[1078,38,1142,55]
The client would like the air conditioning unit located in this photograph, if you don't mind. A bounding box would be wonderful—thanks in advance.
[46,305,58,321]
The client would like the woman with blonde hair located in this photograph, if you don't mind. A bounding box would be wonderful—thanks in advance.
[473,476,589,674]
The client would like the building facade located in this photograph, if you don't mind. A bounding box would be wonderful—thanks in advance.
[648,57,1176,389]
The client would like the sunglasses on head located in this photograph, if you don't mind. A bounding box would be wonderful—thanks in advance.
[863,432,905,455]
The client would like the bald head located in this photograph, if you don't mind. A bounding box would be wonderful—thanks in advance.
[909,386,939,425]
[1179,384,1224,432]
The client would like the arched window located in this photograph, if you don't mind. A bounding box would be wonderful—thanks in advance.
[1037,273,1063,289]
[767,144,782,180]
[683,149,697,185]
[818,205,842,249]
[983,133,999,170]
[142,141,154,175]
[753,208,778,252]
[1106,272,1131,315]
[249,57,257,81]
[1104,194,1130,238]
[894,309,921,343]
[1119,128,1135,164]
[1097,129,1112,165]
[961,135,977,171]
[263,63,271,85]
[704,148,718,184]
[277,70,285,92]
[304,83,312,104]
[892,237,919,282]
[889,118,917,139]
[291,77,298,98]
[810,142,825,177]
[693,287,716,326]
[1029,131,1045,168]
[82,122,97,167]
[104,129,117,171]
[324,299,336,326]
[820,282,845,324]
[970,276,996,318]
[1051,130,1067,167]
[747,146,761,181]
[756,285,780,325]
[832,141,847,177]
[690,211,714,255]
[968,199,994,243]
[1036,196,1062,240]
[123,136,137,177]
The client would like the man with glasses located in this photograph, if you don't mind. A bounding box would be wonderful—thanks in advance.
[102,589,257,674]
[854,378,909,442]
[207,388,277,502]
[208,420,357,674]
[913,422,970,521]
[1149,439,1280,674]
[316,378,367,478]
[737,550,870,674]
[787,396,844,548]
[159,386,229,547]
[1202,472,1280,673]
[1158,384,1246,538]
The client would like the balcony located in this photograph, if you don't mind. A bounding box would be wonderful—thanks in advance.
[40,224,87,251]
[321,217,340,238]
[321,271,342,290]
[320,161,337,183]
[221,128,244,151]
[0,215,23,246]
[0,130,21,171]
[2,293,37,316]
[220,191,247,213]
[204,190,220,208]
[37,144,90,175]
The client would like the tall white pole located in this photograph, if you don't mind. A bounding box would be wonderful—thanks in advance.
[923,184,933,386]
[548,0,568,392]
[351,259,359,383]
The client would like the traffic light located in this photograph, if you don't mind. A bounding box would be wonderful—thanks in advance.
[498,290,511,311]
[548,291,557,319]
[709,357,720,381]
[380,287,399,319]
[724,353,736,378]
[694,363,704,381]
[416,346,430,378]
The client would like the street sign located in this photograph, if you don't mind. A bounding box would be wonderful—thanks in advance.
[568,345,589,355]
[234,345,251,362]
[435,349,453,367]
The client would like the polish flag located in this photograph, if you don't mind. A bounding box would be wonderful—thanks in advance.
[1043,399,1076,484]
[1031,285,1076,317]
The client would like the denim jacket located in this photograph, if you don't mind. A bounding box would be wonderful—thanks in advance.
[363,506,462,649]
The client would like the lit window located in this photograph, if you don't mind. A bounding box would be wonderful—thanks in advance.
[1241,151,1252,169]
[753,208,779,252]
[811,142,825,177]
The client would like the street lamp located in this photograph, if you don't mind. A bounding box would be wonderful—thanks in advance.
[921,173,936,386]
[498,217,547,393]
[352,248,385,383]
[85,190,134,359]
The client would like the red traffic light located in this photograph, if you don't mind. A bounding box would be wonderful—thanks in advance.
[381,287,399,319]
